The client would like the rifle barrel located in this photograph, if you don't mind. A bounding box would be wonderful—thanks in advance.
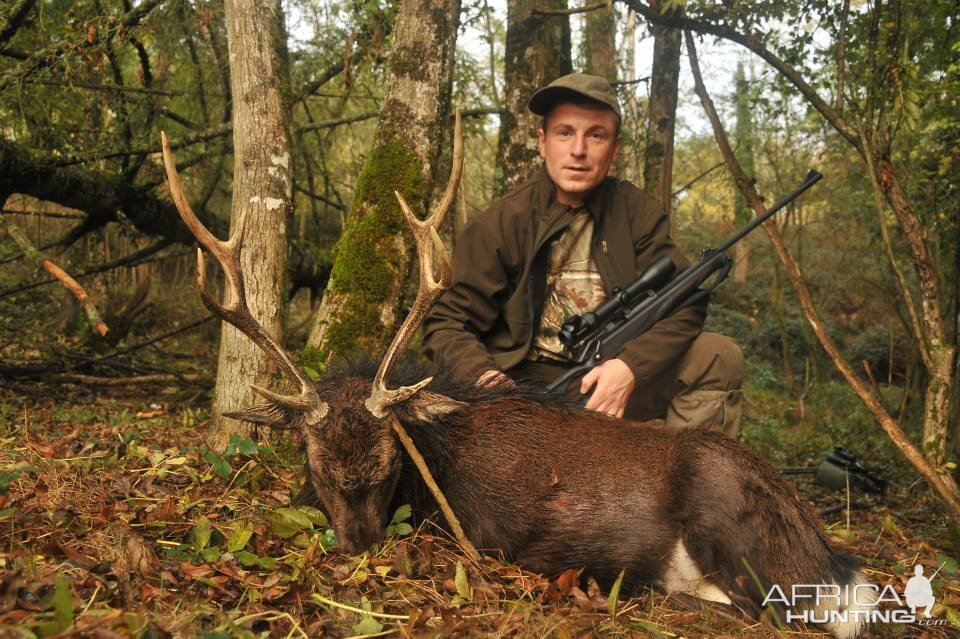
[714,170,822,255]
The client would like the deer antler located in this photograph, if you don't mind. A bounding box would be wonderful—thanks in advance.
[160,132,327,424]
[365,112,463,418]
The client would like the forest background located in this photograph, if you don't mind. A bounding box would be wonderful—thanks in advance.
[0,0,958,636]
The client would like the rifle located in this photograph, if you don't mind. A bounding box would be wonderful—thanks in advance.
[546,169,823,395]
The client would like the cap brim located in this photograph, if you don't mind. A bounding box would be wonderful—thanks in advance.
[529,86,598,116]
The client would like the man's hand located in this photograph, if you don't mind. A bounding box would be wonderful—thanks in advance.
[580,358,635,418]
[476,369,514,389]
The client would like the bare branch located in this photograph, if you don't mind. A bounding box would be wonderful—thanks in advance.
[0,0,36,46]
[533,2,609,16]
[2,219,108,336]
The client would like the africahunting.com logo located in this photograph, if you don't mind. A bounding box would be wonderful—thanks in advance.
[761,563,949,628]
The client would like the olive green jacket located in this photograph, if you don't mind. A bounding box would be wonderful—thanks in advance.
[421,166,706,386]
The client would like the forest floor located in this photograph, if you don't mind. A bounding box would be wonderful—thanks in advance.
[0,379,958,639]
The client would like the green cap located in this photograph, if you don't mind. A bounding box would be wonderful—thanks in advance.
[528,73,621,120]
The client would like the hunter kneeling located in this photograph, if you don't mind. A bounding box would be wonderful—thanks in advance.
[421,73,743,436]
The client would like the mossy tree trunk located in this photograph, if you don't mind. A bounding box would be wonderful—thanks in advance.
[306,0,460,362]
[210,0,293,449]
[583,5,616,82]
[642,15,680,212]
[495,0,571,194]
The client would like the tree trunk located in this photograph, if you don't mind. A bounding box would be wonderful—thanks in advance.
[211,0,293,448]
[732,61,755,283]
[496,0,571,194]
[306,0,460,362]
[642,18,681,211]
[583,4,616,81]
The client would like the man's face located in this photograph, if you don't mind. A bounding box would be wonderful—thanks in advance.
[538,101,620,207]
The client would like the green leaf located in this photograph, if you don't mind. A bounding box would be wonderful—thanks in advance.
[455,562,472,600]
[267,507,314,539]
[52,574,73,631]
[226,521,254,553]
[303,366,320,381]
[607,569,625,618]
[237,550,260,567]
[351,598,383,635]
[298,505,329,527]
[204,451,232,479]
[236,438,258,456]
[394,523,413,536]
[391,504,412,524]
[199,547,221,563]
[352,615,383,635]
[0,471,19,493]
[321,529,337,548]
[945,604,960,627]
[257,556,278,570]
[191,517,212,550]
[935,553,958,576]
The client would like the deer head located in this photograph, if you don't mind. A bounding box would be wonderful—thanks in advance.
[160,115,465,553]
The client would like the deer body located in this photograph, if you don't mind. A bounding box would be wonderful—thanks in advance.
[290,370,872,639]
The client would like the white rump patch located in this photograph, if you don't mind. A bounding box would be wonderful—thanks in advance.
[660,539,732,605]
[822,571,876,639]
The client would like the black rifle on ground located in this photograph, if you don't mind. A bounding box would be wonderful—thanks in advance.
[546,169,823,395]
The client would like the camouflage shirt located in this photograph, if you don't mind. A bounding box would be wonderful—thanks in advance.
[529,208,606,361]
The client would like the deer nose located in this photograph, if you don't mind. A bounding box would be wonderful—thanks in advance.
[337,525,382,555]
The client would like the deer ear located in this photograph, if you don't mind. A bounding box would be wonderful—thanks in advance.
[399,390,467,423]
[223,402,304,429]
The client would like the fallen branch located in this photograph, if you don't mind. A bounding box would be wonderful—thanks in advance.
[48,372,210,387]
[2,220,108,336]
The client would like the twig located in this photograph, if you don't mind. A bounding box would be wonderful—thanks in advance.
[48,373,209,386]
[311,594,410,619]
[2,220,108,336]
[89,316,214,364]
[672,161,724,198]
[295,111,378,133]
[387,413,480,561]
[533,2,609,16]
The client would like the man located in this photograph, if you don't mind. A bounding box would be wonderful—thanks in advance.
[422,73,743,436]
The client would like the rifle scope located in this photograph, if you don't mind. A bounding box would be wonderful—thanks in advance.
[558,255,676,349]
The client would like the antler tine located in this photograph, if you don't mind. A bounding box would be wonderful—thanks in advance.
[365,114,463,418]
[161,132,321,412]
[427,110,464,231]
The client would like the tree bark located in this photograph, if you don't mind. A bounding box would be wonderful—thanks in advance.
[496,0,571,194]
[211,0,293,448]
[583,4,616,81]
[306,0,461,362]
[642,13,681,212]
[732,61,755,283]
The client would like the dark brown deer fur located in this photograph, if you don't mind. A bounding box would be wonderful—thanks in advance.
[233,360,872,639]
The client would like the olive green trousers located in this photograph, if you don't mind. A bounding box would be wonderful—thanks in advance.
[511,332,744,438]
